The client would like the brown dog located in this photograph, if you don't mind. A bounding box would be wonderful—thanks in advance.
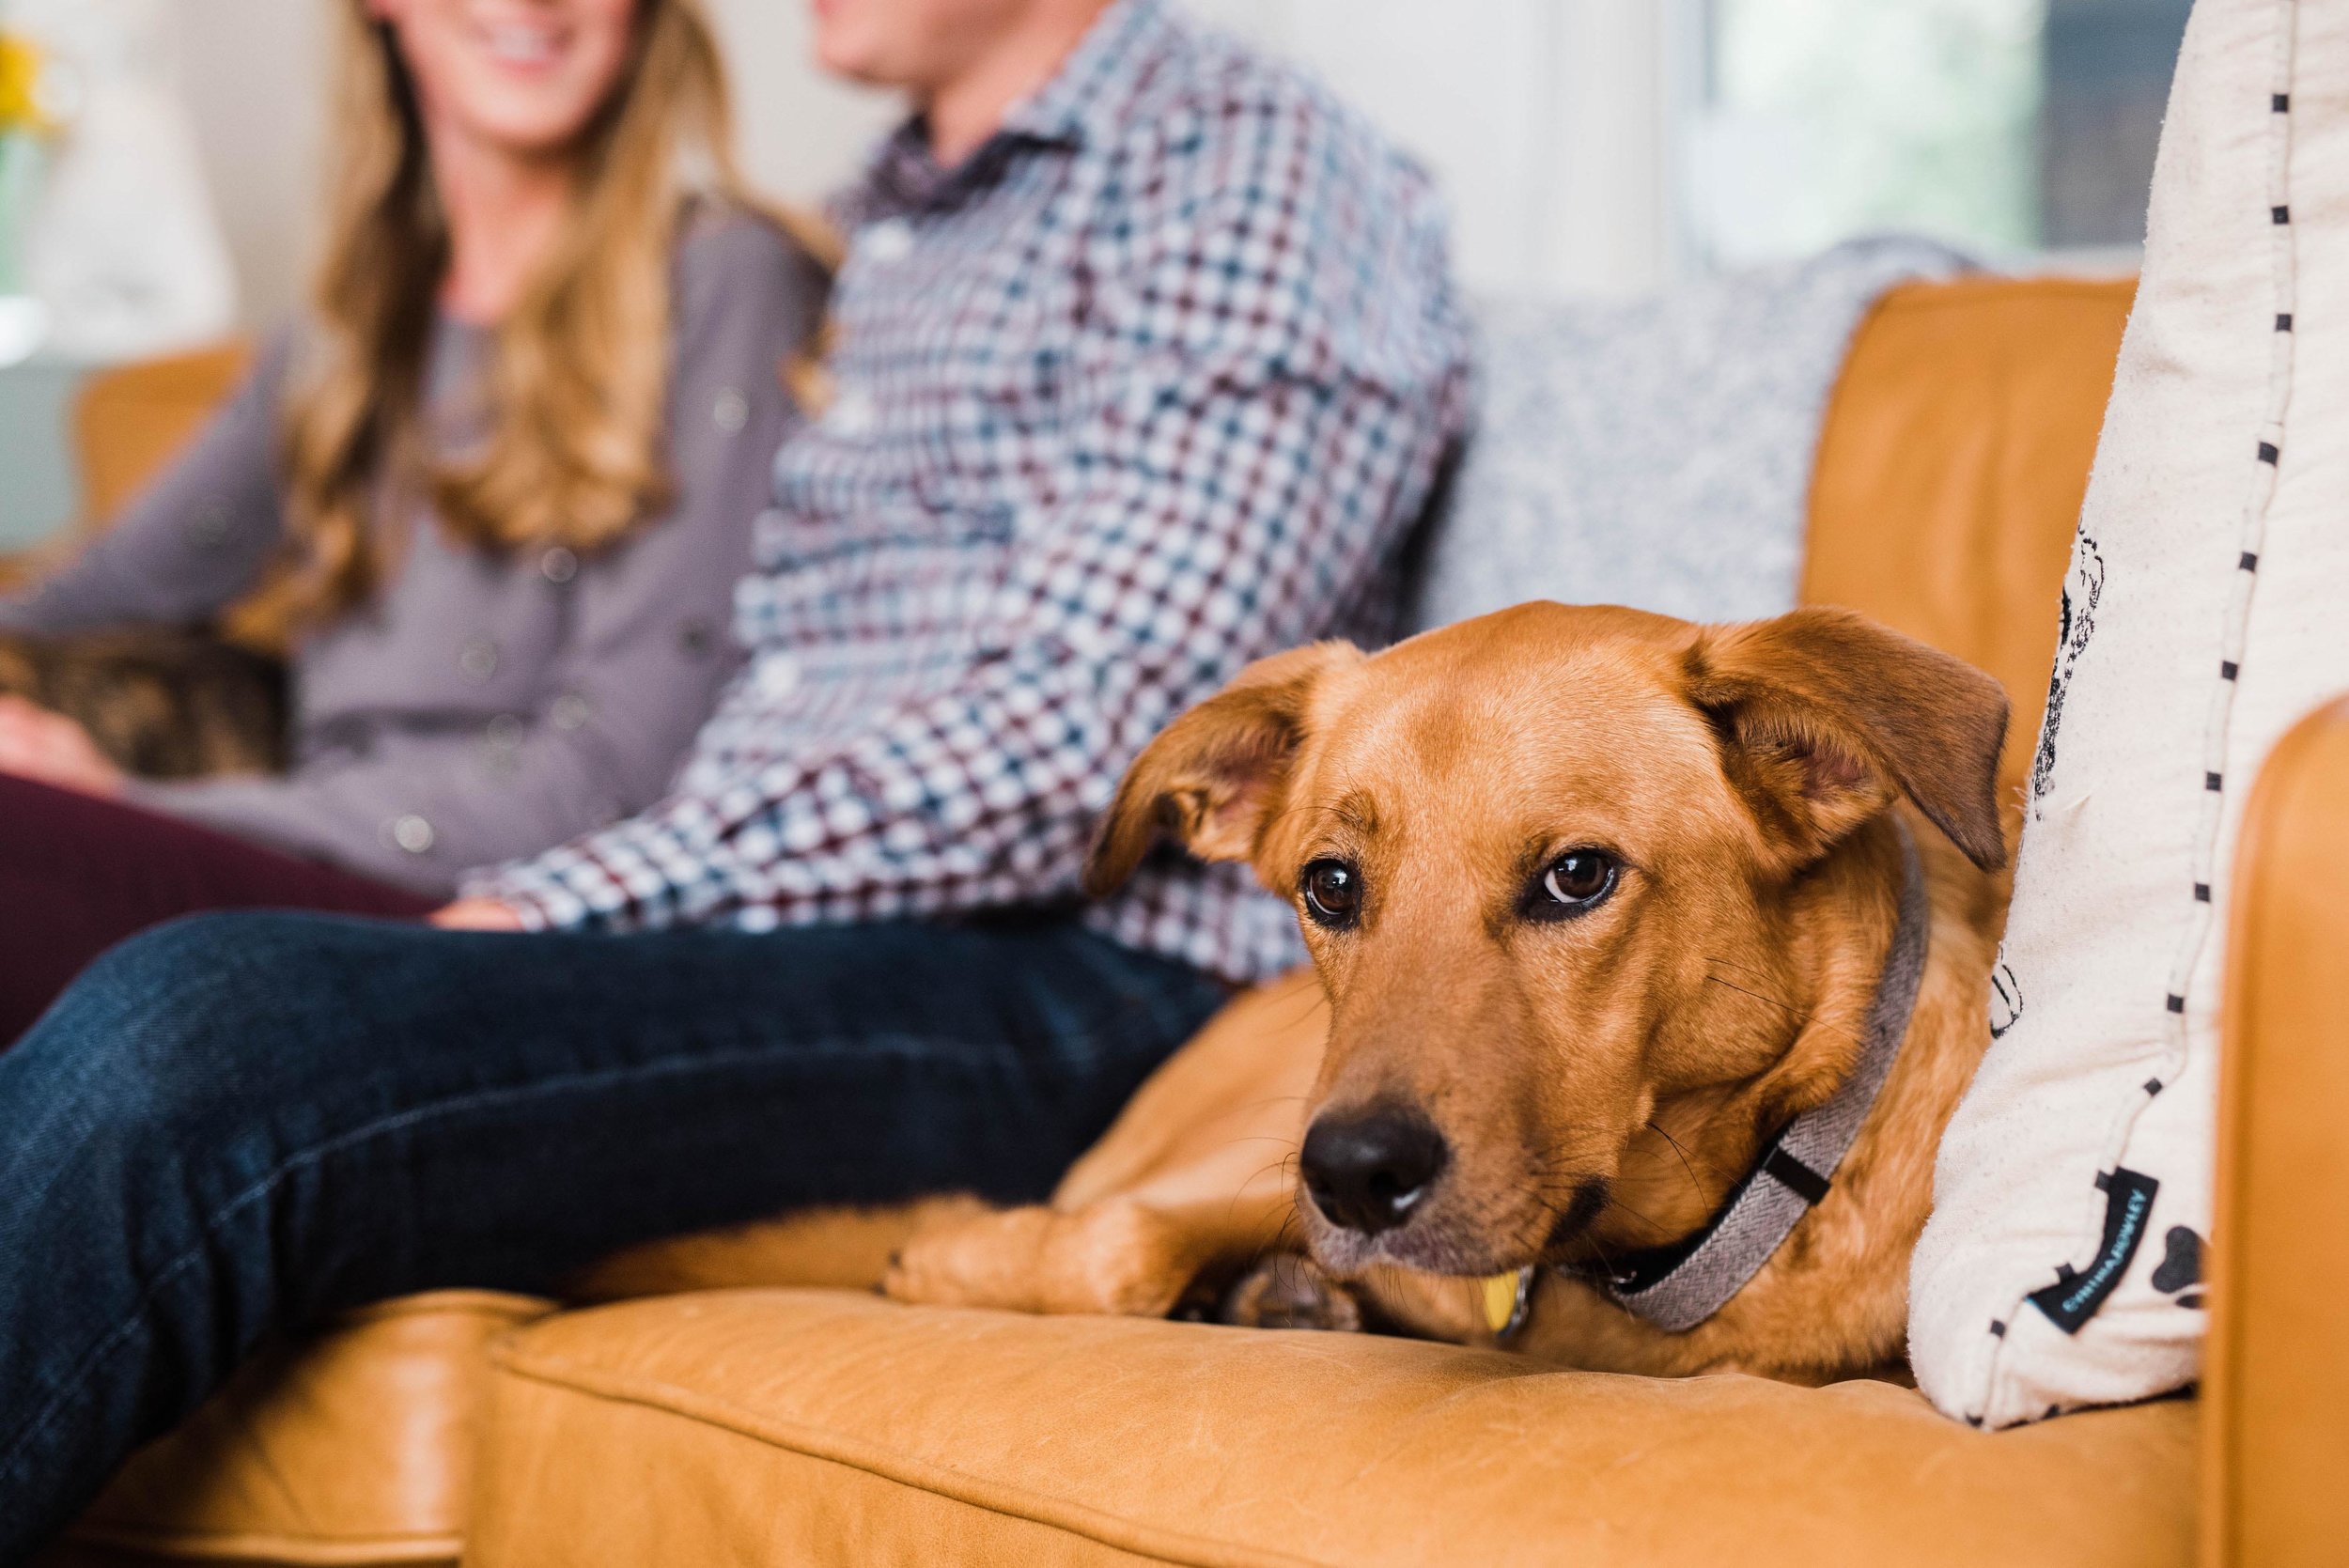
[883,601,2011,1384]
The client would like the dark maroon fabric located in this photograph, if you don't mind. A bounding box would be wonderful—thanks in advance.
[0,772,433,1045]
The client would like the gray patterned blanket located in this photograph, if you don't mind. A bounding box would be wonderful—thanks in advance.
[1406,236,1970,635]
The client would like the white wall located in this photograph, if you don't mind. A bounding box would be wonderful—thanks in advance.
[1190,0,1680,299]
[700,0,900,214]
[174,0,1675,327]
[177,1,329,330]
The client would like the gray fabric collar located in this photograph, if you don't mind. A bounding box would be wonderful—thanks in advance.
[1517,819,1932,1337]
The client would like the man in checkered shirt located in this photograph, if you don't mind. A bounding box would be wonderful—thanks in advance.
[0,1,1465,1541]
[446,0,1465,986]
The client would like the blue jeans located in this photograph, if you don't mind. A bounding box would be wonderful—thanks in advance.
[0,910,1227,1562]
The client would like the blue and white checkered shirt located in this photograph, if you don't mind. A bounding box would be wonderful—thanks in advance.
[468,0,1470,983]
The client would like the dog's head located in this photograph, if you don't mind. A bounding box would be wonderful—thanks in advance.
[1087,603,2008,1278]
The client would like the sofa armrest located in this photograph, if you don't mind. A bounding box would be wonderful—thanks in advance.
[2203,697,2349,1568]
[72,341,254,529]
[2,342,252,575]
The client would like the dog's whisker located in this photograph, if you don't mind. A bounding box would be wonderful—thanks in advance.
[1507,1206,1560,1263]
[1255,1211,1307,1273]
[1596,1191,1675,1241]
[1235,1153,1300,1192]
[1642,1120,1713,1198]
[1703,953,1793,986]
[1261,991,1329,1031]
[1224,1156,1303,1235]
[1520,1185,1628,1282]
[1702,970,1809,1019]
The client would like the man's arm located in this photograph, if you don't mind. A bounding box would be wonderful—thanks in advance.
[464,108,1469,934]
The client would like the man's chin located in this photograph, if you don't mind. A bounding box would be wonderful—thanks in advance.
[808,34,894,89]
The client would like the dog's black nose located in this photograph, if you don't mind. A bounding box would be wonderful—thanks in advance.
[1300,1106,1448,1234]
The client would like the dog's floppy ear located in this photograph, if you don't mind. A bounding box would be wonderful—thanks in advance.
[1084,641,1361,897]
[1686,607,2009,873]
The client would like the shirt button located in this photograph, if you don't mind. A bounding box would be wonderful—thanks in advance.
[550,692,591,731]
[862,217,913,265]
[458,638,499,683]
[754,654,801,697]
[389,814,436,855]
[539,546,579,584]
[191,502,231,550]
[712,387,750,432]
[677,619,718,660]
[825,387,877,441]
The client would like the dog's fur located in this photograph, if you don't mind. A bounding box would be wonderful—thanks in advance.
[0,629,287,780]
[883,602,2012,1383]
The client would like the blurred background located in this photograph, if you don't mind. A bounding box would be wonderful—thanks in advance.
[0,0,2189,545]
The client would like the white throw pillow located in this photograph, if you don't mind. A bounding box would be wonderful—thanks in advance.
[1911,0,2349,1430]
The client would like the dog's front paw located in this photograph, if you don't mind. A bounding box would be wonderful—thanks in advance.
[883,1197,1202,1319]
[883,1203,1055,1312]
[1219,1254,1363,1332]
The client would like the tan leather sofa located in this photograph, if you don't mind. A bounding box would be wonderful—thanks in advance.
[23,276,2348,1566]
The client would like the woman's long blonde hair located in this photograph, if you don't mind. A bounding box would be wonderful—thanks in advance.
[259,0,781,631]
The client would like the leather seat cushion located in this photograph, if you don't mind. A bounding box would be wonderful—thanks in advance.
[468,1289,2196,1568]
[66,1291,551,1566]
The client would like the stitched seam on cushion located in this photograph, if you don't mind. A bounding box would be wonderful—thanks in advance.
[493,1344,1344,1568]
[340,1291,553,1326]
[0,1032,962,1490]
[68,1521,461,1564]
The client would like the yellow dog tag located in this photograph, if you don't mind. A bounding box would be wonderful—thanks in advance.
[1480,1270,1526,1337]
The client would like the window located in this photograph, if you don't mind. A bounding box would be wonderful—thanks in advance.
[2040,0,2196,249]
[1685,0,2191,267]
[1165,0,2190,297]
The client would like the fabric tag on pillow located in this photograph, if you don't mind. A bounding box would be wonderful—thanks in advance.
[2025,1170,2158,1336]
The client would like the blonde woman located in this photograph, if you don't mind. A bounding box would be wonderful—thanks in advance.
[0,0,825,1040]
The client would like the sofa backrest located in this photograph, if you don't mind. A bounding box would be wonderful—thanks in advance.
[1801,276,2134,805]
[49,282,2133,797]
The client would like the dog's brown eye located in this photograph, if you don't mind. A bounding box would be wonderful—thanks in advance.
[1532,850,1618,920]
[1299,859,1362,929]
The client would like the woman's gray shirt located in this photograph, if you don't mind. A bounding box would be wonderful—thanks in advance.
[0,211,825,897]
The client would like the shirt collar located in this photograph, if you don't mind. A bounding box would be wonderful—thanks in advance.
[861,0,1173,210]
